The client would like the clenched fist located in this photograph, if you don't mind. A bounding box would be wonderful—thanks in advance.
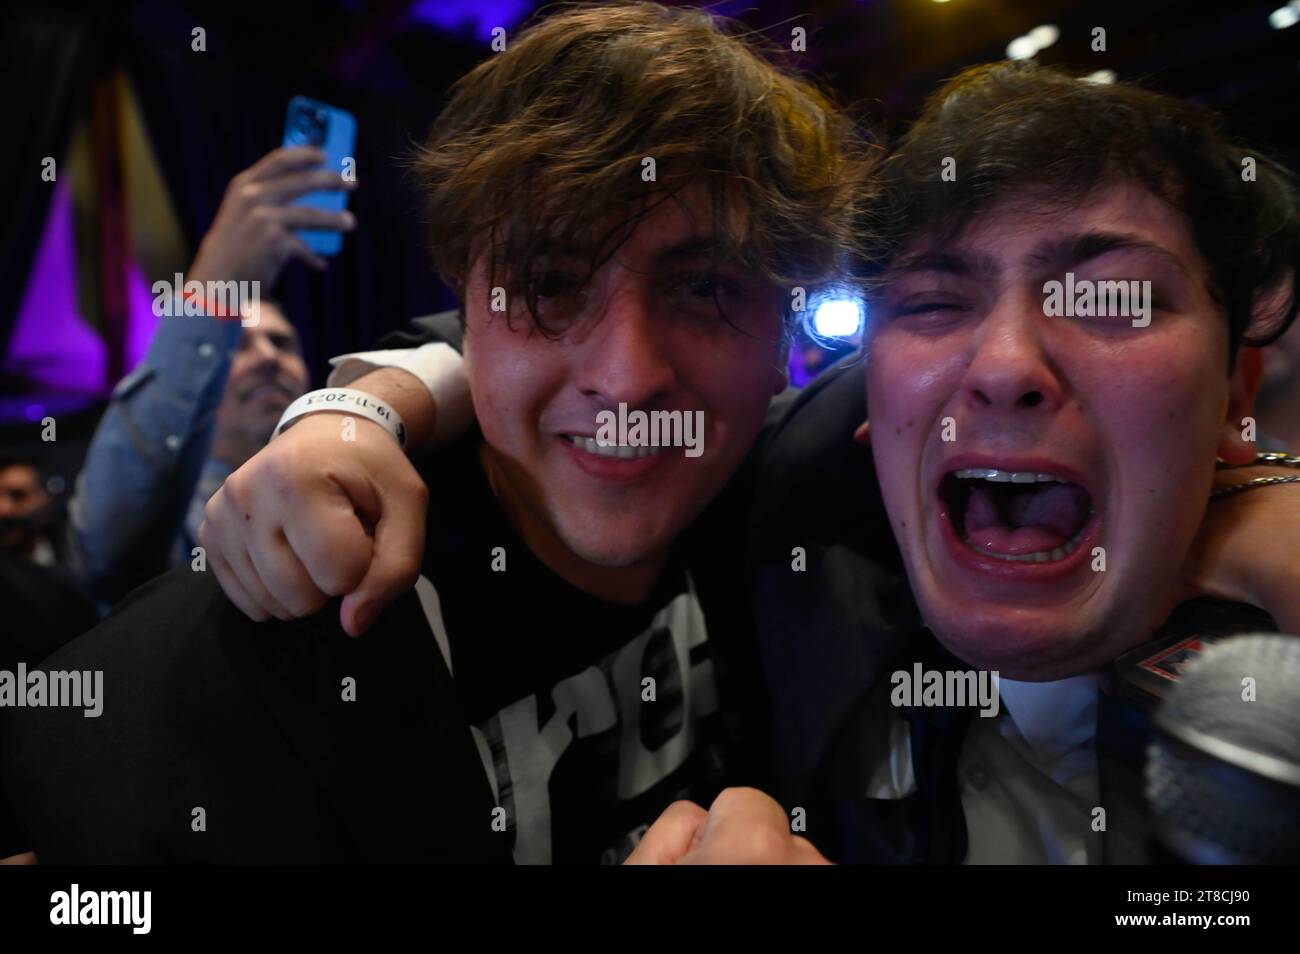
[188,146,356,289]
[198,408,428,635]
[625,788,831,865]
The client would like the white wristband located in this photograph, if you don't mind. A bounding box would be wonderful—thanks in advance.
[274,388,407,447]
[328,342,471,448]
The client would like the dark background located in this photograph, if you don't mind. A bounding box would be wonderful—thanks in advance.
[4,0,1300,470]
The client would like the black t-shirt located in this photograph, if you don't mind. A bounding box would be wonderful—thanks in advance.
[412,437,732,864]
[1,433,764,864]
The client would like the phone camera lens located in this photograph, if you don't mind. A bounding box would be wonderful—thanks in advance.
[290,106,328,146]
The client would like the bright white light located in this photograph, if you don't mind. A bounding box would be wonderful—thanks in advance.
[812,298,864,338]
[1029,24,1060,49]
[1270,5,1300,29]
[1007,24,1060,60]
[1083,69,1117,84]
[1006,35,1039,60]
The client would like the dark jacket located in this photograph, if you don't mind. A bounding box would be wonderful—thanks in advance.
[2,567,510,863]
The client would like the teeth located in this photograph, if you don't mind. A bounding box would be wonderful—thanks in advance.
[963,513,1095,563]
[954,468,1064,484]
[952,467,1095,563]
[564,435,664,459]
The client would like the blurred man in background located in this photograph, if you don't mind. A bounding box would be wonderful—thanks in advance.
[0,453,55,565]
[0,448,97,665]
[64,146,349,605]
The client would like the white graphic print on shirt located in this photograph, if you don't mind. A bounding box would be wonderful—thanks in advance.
[414,575,721,864]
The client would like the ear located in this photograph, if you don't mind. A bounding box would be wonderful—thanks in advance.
[1217,347,1264,465]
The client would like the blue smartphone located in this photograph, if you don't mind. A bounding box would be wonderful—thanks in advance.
[282,96,357,256]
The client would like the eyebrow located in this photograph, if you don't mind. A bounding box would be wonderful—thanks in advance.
[886,231,1193,284]
[885,249,999,281]
[652,238,725,268]
[1026,231,1192,277]
[529,237,725,270]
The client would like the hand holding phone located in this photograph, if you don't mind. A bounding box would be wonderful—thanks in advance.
[188,145,357,290]
[282,96,358,257]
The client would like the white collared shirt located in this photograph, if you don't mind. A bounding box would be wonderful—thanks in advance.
[865,674,1104,864]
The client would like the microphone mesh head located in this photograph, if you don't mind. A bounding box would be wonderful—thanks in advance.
[1146,634,1300,864]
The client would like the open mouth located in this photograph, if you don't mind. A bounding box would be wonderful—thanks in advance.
[562,435,664,460]
[940,467,1095,563]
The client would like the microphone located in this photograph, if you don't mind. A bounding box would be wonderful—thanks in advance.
[1145,634,1300,864]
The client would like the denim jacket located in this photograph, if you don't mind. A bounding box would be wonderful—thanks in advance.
[65,312,241,605]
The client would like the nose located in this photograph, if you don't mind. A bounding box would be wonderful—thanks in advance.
[573,289,679,409]
[962,293,1065,414]
[244,331,282,371]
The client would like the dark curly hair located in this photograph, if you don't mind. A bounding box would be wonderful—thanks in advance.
[862,61,1300,365]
